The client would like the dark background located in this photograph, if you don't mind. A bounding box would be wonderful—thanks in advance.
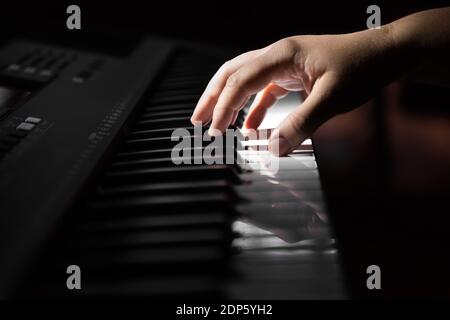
[0,1,449,51]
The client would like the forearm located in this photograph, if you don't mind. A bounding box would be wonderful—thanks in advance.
[387,7,450,85]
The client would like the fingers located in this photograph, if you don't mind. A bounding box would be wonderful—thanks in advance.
[243,83,289,130]
[190,50,260,126]
[269,74,335,156]
[208,57,276,135]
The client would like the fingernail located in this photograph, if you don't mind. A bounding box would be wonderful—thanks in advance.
[269,132,291,156]
[208,127,222,137]
[191,118,202,127]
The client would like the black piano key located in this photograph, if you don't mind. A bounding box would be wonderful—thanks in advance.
[38,275,222,298]
[67,227,229,250]
[148,94,201,106]
[122,136,204,151]
[158,76,207,86]
[154,81,205,93]
[110,155,231,170]
[62,245,227,269]
[85,275,223,298]
[86,202,234,218]
[103,165,241,184]
[97,179,232,197]
[123,137,179,151]
[150,87,204,99]
[142,103,196,112]
[137,116,192,130]
[89,192,233,211]
[164,64,217,75]
[164,68,214,78]
[128,127,196,139]
[116,147,214,161]
[77,211,229,233]
[116,147,198,161]
[140,109,193,120]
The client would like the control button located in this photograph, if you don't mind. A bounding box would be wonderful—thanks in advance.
[7,64,21,71]
[39,69,53,77]
[16,122,35,131]
[25,117,42,124]
[23,66,37,74]
[72,76,85,84]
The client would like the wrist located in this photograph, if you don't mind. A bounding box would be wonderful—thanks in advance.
[366,21,423,81]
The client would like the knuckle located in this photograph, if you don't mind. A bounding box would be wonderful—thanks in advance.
[267,37,299,68]
[221,60,231,70]
[275,38,298,55]
[226,73,242,89]
[203,92,218,104]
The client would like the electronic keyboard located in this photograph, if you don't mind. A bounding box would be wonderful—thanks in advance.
[0,36,345,299]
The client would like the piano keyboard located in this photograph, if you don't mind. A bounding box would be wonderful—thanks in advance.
[26,49,345,299]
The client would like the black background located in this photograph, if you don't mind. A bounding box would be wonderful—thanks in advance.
[0,1,449,51]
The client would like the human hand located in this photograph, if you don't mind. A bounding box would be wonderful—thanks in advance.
[191,28,400,155]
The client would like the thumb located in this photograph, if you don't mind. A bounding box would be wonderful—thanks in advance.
[268,74,335,156]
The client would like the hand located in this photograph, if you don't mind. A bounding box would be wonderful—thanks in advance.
[190,29,397,155]
[191,7,450,156]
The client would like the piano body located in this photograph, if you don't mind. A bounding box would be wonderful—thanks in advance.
[0,36,346,299]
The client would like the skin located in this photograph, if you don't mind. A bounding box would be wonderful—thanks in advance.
[190,7,450,156]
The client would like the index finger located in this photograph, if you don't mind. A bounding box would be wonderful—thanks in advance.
[208,56,276,135]
[190,50,260,126]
